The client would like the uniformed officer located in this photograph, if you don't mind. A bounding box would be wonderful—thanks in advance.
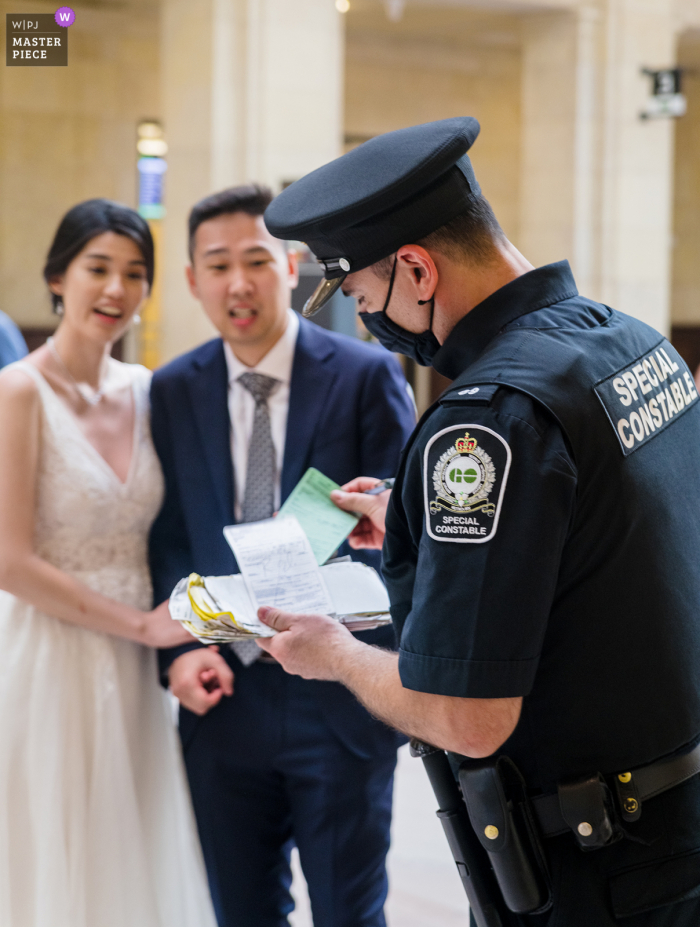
[256,117,700,926]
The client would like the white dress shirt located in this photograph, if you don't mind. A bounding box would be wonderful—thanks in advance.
[223,309,299,521]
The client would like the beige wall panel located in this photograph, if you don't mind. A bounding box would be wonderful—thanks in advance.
[160,0,344,363]
[519,0,679,331]
[344,7,522,241]
[160,0,219,362]
[0,0,160,329]
[599,0,677,332]
[258,0,344,186]
[671,31,700,325]
[519,11,580,270]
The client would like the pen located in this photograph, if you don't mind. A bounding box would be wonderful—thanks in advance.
[363,478,395,496]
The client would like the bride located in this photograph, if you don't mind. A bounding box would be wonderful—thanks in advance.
[0,199,218,927]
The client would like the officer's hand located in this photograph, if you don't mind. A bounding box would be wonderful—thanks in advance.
[169,646,235,716]
[330,477,390,550]
[257,607,361,680]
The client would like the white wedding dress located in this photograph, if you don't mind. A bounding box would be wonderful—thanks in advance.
[0,361,217,927]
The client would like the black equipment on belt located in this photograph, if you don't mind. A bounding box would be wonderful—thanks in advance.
[531,740,700,844]
[410,740,508,927]
[459,757,552,915]
[414,738,700,917]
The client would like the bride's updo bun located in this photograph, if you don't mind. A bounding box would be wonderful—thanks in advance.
[43,199,155,313]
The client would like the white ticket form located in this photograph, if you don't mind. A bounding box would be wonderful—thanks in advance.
[223,516,334,615]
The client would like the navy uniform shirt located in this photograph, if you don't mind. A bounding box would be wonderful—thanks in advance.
[383,262,700,793]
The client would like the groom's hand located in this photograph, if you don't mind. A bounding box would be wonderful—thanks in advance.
[169,646,234,715]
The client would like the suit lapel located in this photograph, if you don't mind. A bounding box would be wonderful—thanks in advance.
[282,320,338,501]
[187,339,235,524]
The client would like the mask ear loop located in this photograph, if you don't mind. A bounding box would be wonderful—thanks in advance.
[417,295,436,333]
[381,255,399,315]
[383,253,435,332]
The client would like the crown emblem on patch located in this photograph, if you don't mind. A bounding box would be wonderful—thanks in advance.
[455,432,477,453]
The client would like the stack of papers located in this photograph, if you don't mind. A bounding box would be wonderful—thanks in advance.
[170,468,392,644]
[170,558,391,644]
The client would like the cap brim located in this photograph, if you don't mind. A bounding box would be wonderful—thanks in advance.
[302,275,346,318]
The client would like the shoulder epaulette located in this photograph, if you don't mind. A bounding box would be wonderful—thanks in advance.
[440,383,501,407]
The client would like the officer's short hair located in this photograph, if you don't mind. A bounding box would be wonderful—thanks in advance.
[372,194,504,279]
[188,184,275,261]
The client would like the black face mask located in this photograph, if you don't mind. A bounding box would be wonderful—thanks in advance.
[359,256,441,367]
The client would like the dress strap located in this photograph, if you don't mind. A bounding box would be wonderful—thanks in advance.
[4,360,53,395]
[124,363,152,434]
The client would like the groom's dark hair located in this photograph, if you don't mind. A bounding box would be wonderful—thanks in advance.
[188,184,275,261]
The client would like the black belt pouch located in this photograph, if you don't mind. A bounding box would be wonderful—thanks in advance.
[459,757,551,915]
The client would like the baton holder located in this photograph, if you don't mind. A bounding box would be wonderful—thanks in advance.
[459,757,552,916]
[411,740,506,927]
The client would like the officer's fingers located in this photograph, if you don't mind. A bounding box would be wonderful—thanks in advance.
[348,516,375,542]
[257,606,296,631]
[330,489,377,518]
[348,520,384,550]
[339,476,382,494]
[350,514,374,534]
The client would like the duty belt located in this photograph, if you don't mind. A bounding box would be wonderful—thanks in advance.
[531,741,700,843]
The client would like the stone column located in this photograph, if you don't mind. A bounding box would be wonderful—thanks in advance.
[519,10,592,285]
[519,0,678,334]
[160,0,344,362]
[598,0,677,333]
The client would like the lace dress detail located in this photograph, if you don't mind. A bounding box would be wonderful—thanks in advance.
[0,361,217,927]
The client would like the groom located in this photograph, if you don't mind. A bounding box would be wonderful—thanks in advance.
[149,184,416,927]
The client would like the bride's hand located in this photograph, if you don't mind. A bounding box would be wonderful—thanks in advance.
[143,600,195,648]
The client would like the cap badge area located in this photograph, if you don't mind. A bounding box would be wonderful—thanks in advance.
[423,425,511,544]
[321,257,351,276]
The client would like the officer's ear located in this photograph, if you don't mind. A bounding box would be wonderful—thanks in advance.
[396,244,438,302]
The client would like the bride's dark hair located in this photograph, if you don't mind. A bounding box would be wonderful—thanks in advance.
[43,199,155,313]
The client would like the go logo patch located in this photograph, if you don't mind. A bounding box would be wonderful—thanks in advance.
[424,425,511,543]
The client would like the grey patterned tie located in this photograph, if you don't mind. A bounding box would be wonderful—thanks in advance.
[232,372,280,666]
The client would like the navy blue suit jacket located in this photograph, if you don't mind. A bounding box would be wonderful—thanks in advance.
[149,318,416,759]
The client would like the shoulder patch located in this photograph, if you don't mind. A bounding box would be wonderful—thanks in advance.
[594,340,699,456]
[440,383,501,406]
[423,424,511,543]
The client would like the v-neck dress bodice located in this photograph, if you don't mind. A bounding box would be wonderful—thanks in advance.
[22,361,163,606]
[0,361,217,927]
